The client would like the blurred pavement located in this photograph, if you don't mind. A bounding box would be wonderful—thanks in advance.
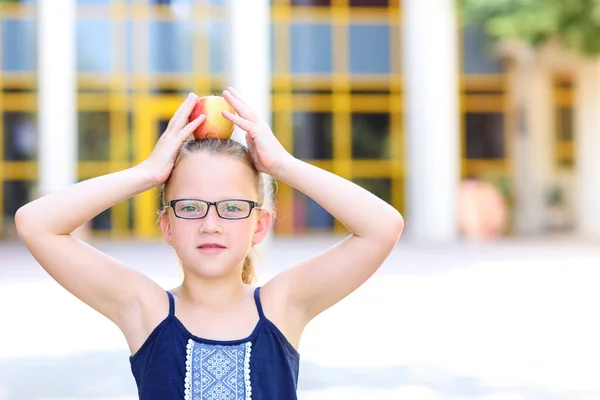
[1,235,600,400]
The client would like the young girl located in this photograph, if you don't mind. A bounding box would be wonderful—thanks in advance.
[15,88,404,399]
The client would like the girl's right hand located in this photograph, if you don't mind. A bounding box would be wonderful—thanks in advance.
[138,93,205,186]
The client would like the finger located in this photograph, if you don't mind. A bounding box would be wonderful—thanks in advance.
[222,89,258,122]
[222,109,255,133]
[168,93,198,131]
[227,87,248,103]
[179,114,206,137]
[167,92,196,130]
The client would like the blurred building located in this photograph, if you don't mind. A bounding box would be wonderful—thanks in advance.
[0,0,581,240]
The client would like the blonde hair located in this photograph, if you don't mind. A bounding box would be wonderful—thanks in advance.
[157,139,276,284]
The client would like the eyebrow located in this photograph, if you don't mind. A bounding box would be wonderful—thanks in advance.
[171,195,255,200]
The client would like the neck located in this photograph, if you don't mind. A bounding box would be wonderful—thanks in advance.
[177,273,249,310]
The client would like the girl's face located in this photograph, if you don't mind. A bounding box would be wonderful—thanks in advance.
[160,152,271,280]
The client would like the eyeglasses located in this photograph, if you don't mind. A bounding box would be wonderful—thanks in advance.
[166,199,262,220]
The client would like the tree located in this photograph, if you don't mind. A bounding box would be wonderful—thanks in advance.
[460,0,600,56]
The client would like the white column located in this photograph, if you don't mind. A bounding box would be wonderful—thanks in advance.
[226,0,271,143]
[226,0,273,251]
[403,0,460,242]
[574,60,600,238]
[37,0,77,195]
[512,66,554,234]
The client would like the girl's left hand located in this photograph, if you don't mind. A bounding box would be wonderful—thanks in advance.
[221,87,294,177]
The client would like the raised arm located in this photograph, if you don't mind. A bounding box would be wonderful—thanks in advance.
[222,88,404,326]
[15,93,205,343]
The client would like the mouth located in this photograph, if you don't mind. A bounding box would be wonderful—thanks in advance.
[197,243,226,253]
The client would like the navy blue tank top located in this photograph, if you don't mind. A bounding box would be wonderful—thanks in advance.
[130,287,300,399]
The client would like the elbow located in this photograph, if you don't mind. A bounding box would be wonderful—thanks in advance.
[14,205,35,240]
[373,210,404,246]
[389,211,405,242]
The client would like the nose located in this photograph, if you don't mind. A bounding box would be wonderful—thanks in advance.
[199,205,222,234]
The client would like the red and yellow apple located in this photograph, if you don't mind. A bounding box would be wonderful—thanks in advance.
[188,95,235,140]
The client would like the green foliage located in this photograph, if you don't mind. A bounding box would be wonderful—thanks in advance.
[460,0,600,55]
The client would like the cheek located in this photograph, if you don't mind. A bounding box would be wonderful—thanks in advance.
[170,220,198,242]
[226,220,256,243]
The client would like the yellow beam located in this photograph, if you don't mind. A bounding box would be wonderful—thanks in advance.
[462,95,506,112]
[272,8,295,235]
[133,96,158,238]
[3,162,38,181]
[0,3,36,18]
[3,93,36,111]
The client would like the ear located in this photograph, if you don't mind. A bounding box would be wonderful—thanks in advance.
[252,209,272,245]
[159,213,173,246]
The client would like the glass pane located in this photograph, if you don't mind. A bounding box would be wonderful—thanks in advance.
[349,25,390,74]
[463,25,503,74]
[465,113,504,159]
[92,208,111,231]
[352,113,390,159]
[293,190,334,231]
[78,112,110,161]
[293,112,333,160]
[209,21,225,74]
[149,21,193,73]
[291,0,331,5]
[557,107,573,140]
[3,112,37,161]
[350,0,389,6]
[290,24,332,74]
[352,178,392,204]
[77,20,111,73]
[126,21,134,73]
[3,180,35,234]
[2,19,37,72]
[158,119,169,140]
[556,107,573,168]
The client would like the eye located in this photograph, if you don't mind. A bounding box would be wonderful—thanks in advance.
[182,205,198,212]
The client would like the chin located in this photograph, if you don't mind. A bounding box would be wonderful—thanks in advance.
[184,261,241,280]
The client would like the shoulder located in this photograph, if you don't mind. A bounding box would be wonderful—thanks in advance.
[121,283,171,356]
[256,277,304,349]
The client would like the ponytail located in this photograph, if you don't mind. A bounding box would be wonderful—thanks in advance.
[242,253,256,284]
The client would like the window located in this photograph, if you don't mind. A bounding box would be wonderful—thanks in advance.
[2,20,36,72]
[350,0,389,6]
[349,25,390,74]
[352,113,390,159]
[463,25,503,74]
[3,112,37,162]
[78,112,111,161]
[290,24,332,74]
[465,113,504,159]
[293,112,333,160]
[77,20,111,73]
[149,21,193,73]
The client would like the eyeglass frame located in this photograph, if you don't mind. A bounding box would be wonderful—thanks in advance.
[165,198,262,220]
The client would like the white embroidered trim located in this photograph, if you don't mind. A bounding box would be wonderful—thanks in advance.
[244,342,252,400]
[184,339,194,400]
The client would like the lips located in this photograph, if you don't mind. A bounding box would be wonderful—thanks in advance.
[197,243,226,249]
